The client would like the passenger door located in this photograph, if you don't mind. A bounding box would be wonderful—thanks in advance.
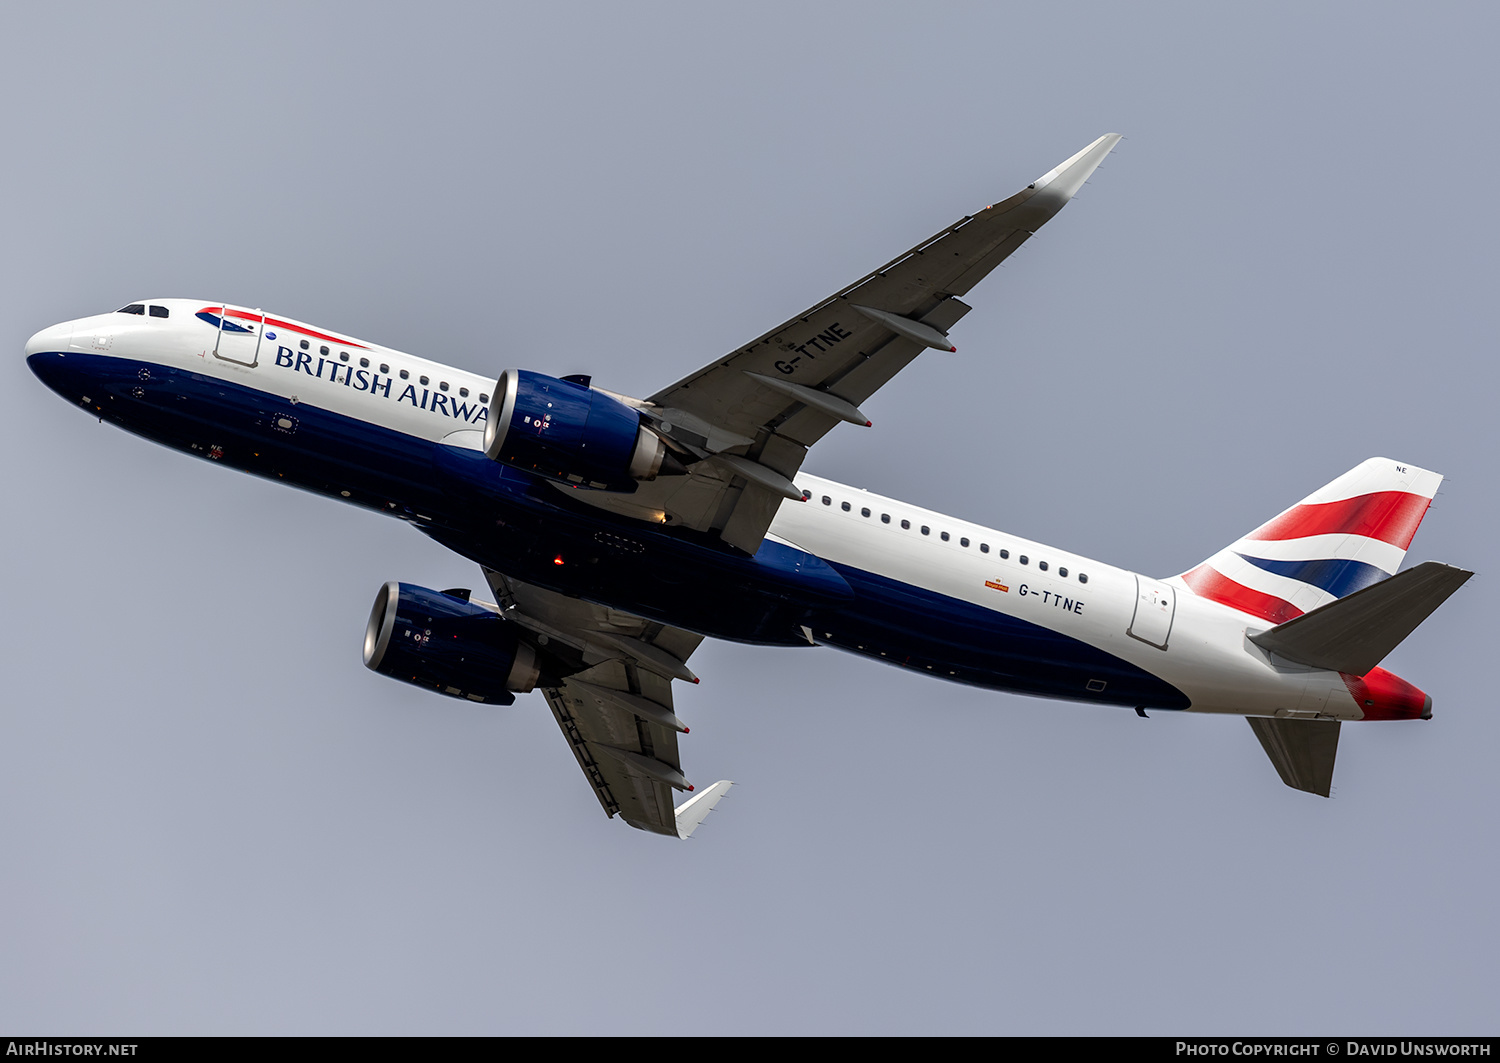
[209,305,266,368]
[1128,574,1176,650]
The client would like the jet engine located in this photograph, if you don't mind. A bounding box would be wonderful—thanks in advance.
[482,370,678,492]
[363,582,540,704]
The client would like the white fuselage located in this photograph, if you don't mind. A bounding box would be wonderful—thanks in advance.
[28,300,1364,721]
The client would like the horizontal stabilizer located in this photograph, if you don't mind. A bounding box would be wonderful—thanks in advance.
[1249,562,1472,676]
[675,780,733,839]
[1247,717,1341,797]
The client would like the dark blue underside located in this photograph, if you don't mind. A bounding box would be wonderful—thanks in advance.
[29,351,1190,710]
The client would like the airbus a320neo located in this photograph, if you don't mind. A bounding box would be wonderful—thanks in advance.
[27,135,1470,837]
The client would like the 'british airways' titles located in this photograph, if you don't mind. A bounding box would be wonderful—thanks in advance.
[274,346,488,423]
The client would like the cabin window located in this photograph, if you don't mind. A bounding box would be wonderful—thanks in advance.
[420,376,430,386]
[359,357,370,368]
[861,507,870,518]
[1079,574,1089,584]
[320,345,330,355]
[380,364,390,374]
[822,495,831,506]
[117,304,145,315]
[1000,549,1010,559]
[881,514,890,524]
[480,393,489,403]
[841,501,851,512]
[339,351,350,362]
[400,370,410,380]
[1039,561,1048,572]
[300,340,310,350]
[1019,555,1029,565]
[921,526,930,535]
[980,543,990,553]
[1059,567,1069,578]
[940,531,950,541]
[459,387,469,397]
[149,305,169,318]
[960,537,969,547]
[439,381,450,391]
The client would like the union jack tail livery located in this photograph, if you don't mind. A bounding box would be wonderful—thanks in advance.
[1176,458,1443,625]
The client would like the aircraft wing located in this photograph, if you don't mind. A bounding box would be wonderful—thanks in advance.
[482,568,711,837]
[605,134,1121,553]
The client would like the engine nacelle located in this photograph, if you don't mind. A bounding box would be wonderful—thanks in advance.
[363,582,539,705]
[482,369,669,492]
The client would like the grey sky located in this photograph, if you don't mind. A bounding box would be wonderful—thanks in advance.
[2,2,1496,1034]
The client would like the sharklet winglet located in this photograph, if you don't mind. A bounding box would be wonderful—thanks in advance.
[674,780,733,839]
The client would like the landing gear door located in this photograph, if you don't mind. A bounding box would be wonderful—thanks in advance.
[1128,574,1176,650]
[209,305,266,368]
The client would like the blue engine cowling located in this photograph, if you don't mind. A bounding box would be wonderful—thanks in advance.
[482,370,668,492]
[363,582,539,705]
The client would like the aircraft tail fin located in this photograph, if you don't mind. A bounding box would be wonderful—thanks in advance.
[1175,458,1443,624]
[1247,717,1341,797]
[1250,561,1472,676]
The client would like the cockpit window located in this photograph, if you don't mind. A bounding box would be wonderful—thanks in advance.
[149,305,169,318]
[117,304,145,315]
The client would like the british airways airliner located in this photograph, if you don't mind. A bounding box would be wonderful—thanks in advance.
[25,135,1471,837]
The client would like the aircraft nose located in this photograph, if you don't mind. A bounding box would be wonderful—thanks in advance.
[25,320,73,358]
[26,321,80,397]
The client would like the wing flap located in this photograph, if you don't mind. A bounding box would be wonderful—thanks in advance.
[543,676,681,835]
[485,569,707,837]
[719,481,790,555]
